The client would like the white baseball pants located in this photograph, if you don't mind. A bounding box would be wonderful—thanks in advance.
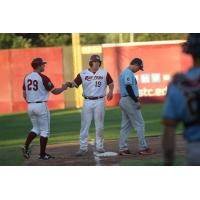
[79,98,105,150]
[28,102,50,138]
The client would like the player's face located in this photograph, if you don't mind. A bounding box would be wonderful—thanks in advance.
[91,61,100,71]
[131,65,140,73]
[39,64,45,72]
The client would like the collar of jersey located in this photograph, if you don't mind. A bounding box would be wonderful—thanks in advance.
[88,68,100,75]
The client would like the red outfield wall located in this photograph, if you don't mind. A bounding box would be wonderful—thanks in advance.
[0,50,12,113]
[0,47,64,113]
[103,41,193,106]
[0,41,194,113]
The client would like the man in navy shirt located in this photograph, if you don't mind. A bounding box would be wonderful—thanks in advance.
[162,33,200,165]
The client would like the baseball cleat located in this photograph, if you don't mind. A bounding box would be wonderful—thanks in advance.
[75,149,88,156]
[119,149,132,156]
[22,146,30,159]
[96,148,105,153]
[38,153,55,160]
[138,148,155,155]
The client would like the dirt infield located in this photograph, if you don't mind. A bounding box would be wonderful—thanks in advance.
[24,135,186,166]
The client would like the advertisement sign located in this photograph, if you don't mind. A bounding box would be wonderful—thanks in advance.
[102,41,193,106]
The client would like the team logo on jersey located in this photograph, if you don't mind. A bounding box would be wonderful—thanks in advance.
[85,76,103,81]
[94,76,103,80]
[126,77,131,83]
[85,76,93,81]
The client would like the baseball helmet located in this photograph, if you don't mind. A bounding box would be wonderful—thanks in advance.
[183,33,200,57]
[130,58,144,71]
[31,57,47,69]
[89,55,102,67]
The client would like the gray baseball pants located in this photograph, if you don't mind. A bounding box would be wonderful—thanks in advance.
[119,96,148,151]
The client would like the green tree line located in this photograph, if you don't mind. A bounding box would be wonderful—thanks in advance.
[0,33,187,49]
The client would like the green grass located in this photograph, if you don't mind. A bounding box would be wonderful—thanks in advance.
[0,103,182,165]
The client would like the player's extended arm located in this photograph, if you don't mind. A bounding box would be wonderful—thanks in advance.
[107,82,114,101]
[51,83,68,95]
[162,125,176,166]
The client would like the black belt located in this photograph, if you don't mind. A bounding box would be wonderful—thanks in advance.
[28,101,46,104]
[84,96,104,100]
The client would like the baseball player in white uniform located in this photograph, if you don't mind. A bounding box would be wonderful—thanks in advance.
[22,57,68,160]
[66,55,114,156]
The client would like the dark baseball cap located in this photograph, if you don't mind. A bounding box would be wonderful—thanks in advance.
[130,58,144,71]
[89,55,101,62]
[31,57,47,68]
[183,33,200,57]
